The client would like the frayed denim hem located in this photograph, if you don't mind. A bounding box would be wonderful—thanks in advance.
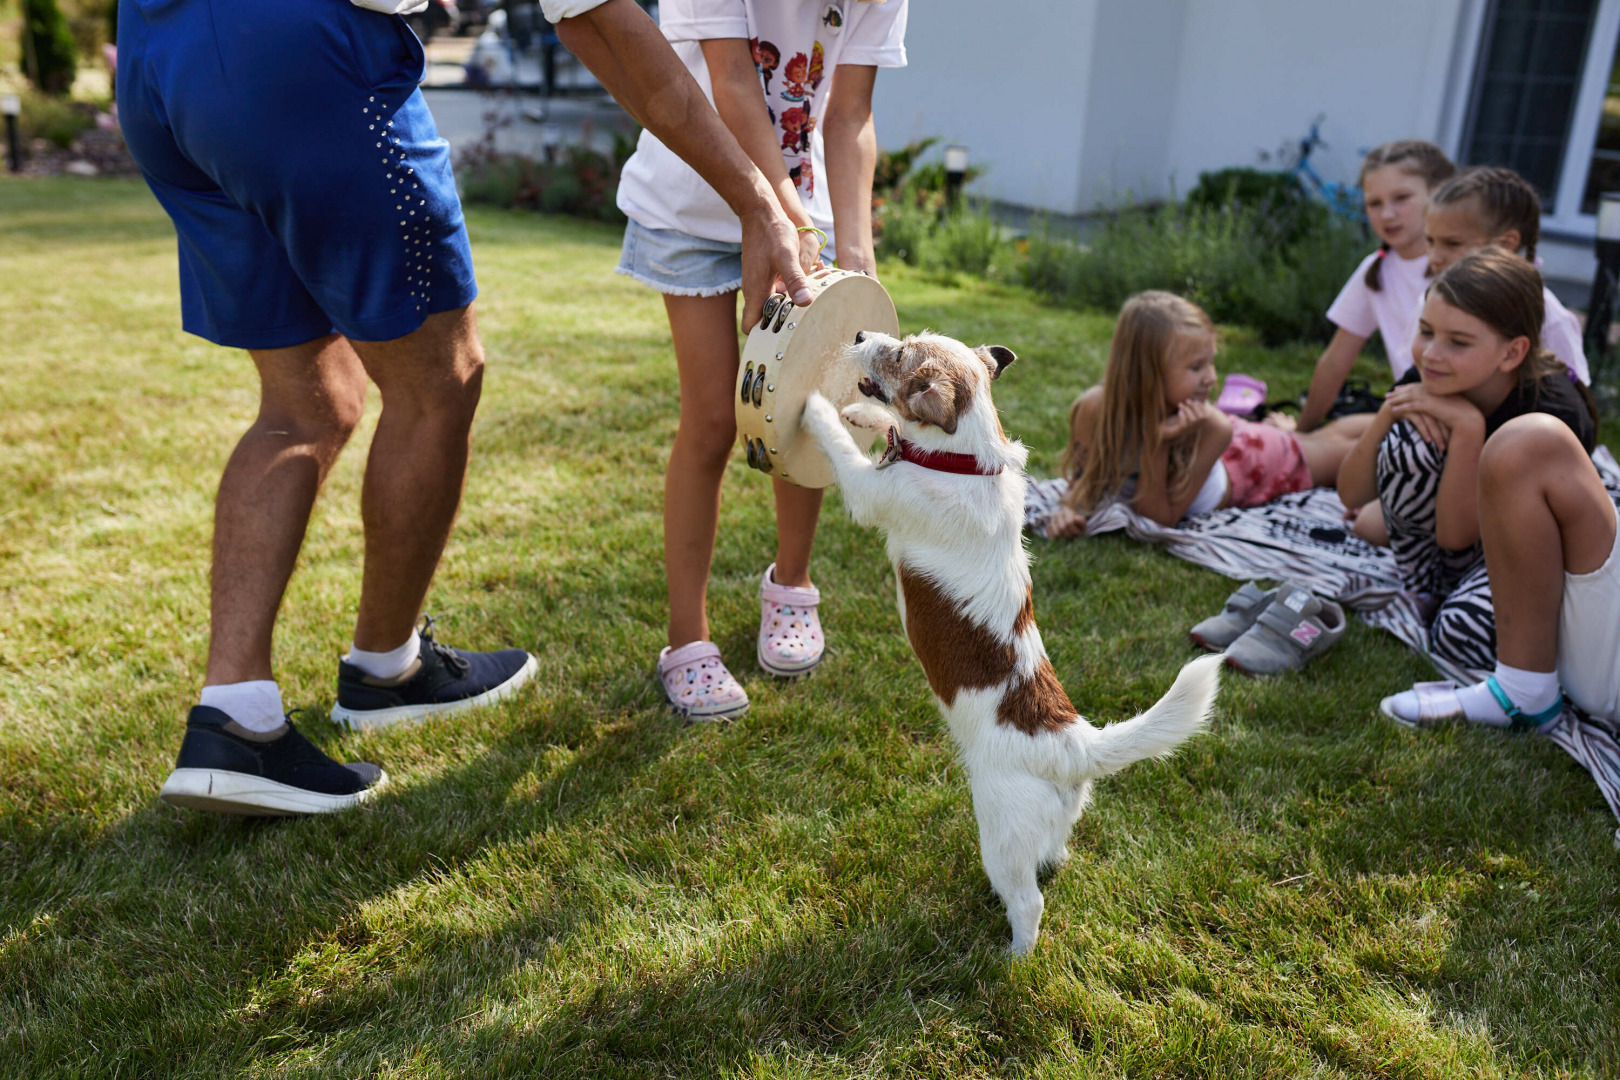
[613,265,742,297]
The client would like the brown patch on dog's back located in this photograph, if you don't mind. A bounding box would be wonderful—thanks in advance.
[997,659,1076,734]
[899,566,1017,704]
[1011,590,1035,637]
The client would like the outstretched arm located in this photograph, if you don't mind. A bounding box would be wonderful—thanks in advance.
[1298,328,1367,432]
[549,0,812,324]
[823,64,879,274]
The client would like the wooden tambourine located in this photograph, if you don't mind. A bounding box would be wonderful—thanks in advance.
[735,267,899,488]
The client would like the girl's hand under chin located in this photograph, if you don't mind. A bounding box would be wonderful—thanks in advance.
[1387,382,1483,452]
[1160,398,1220,439]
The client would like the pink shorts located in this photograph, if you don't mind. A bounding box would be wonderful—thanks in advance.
[1220,418,1314,507]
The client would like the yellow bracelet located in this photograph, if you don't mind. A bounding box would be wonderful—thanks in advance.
[795,225,830,252]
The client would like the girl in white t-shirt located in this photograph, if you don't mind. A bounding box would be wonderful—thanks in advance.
[1299,140,1455,432]
[1422,166,1590,385]
[613,0,907,720]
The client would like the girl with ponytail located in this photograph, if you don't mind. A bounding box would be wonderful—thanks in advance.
[1299,140,1455,433]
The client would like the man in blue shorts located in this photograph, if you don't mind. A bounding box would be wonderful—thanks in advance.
[118,0,813,815]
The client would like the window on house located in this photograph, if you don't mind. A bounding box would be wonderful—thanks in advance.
[1464,0,1599,214]
[1580,40,1620,211]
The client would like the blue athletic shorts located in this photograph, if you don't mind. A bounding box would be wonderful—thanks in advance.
[117,0,477,349]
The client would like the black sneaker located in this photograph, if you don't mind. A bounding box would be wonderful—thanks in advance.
[159,706,387,816]
[330,618,537,730]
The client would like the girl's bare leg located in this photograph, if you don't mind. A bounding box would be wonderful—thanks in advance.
[1350,500,1388,546]
[1478,415,1616,672]
[1298,412,1375,487]
[771,480,822,587]
[663,291,744,649]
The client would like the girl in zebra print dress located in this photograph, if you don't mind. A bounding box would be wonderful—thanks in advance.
[1338,249,1597,691]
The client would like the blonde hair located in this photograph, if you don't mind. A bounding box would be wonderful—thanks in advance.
[1062,291,1215,514]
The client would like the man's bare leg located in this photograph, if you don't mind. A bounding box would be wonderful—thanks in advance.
[204,335,368,686]
[345,306,485,653]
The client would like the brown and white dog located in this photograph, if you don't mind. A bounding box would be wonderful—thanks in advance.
[802,331,1221,954]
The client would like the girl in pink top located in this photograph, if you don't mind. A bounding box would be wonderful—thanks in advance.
[1299,141,1455,433]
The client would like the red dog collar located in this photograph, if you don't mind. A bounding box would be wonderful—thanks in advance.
[877,427,1002,476]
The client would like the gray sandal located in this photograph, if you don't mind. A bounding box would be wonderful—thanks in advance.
[1223,584,1345,676]
[1189,581,1276,651]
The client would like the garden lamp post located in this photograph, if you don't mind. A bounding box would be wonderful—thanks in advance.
[944,144,968,211]
[1584,191,1620,373]
[2,94,20,174]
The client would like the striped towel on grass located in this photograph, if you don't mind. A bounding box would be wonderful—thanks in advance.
[1025,449,1620,846]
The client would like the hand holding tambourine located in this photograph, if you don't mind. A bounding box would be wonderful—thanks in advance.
[734,267,899,488]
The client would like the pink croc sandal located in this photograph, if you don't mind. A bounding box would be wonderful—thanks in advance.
[658,641,749,721]
[757,563,825,678]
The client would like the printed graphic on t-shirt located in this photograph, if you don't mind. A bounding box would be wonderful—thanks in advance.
[752,38,780,92]
[752,38,825,195]
[822,3,844,34]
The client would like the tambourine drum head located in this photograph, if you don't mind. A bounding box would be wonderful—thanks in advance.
[734,270,899,489]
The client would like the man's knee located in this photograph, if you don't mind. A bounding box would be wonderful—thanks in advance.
[361,308,485,425]
[1480,414,1583,492]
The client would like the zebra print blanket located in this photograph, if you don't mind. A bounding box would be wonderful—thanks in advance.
[1025,449,1620,845]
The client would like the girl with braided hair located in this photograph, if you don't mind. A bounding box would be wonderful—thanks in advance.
[1300,141,1455,433]
[1423,166,1589,384]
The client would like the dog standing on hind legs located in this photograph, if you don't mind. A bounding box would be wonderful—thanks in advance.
[802,330,1222,954]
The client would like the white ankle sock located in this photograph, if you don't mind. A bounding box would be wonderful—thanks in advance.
[345,633,421,681]
[199,680,285,733]
[1456,663,1560,726]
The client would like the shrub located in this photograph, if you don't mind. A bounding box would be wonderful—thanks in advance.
[1187,166,1333,251]
[457,109,632,223]
[871,138,1007,274]
[924,204,1007,278]
[21,0,78,96]
[873,196,933,265]
[1023,196,1368,346]
[20,87,91,147]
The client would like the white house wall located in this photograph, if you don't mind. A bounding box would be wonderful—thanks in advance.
[875,0,1475,215]
[869,0,1100,213]
[1157,0,1472,210]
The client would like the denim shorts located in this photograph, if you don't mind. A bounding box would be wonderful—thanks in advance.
[616,220,743,297]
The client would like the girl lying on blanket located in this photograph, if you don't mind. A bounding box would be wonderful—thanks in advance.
[1337,248,1599,680]
[1046,292,1374,538]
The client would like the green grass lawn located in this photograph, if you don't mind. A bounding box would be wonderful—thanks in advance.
[2,177,1618,1079]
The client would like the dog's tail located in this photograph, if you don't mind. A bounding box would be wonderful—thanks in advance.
[1074,653,1221,777]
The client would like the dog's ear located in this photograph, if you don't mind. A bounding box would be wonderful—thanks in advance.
[974,345,1017,380]
[901,366,963,434]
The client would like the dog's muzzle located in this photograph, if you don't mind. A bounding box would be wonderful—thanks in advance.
[858,376,889,403]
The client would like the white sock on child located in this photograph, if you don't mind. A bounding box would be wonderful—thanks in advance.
[1455,663,1560,726]
[344,632,421,682]
[199,680,286,733]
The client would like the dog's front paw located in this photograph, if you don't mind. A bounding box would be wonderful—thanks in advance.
[802,392,843,440]
[840,401,893,432]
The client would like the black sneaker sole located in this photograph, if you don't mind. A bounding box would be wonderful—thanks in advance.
[329,653,538,731]
[159,767,388,816]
